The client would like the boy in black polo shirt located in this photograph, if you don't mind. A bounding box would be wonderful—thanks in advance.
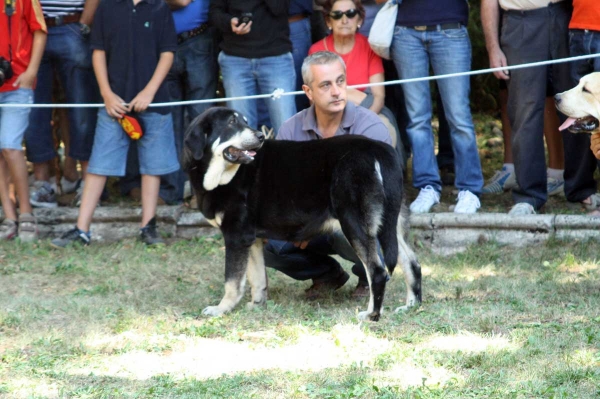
[52,0,179,248]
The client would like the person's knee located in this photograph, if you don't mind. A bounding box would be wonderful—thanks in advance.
[263,239,291,256]
[1,148,24,160]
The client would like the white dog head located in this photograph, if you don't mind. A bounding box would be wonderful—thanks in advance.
[555,72,600,133]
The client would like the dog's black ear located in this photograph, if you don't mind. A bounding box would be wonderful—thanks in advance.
[181,112,211,170]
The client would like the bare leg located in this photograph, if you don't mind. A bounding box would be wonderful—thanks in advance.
[32,161,51,182]
[0,154,17,221]
[76,173,107,232]
[140,174,159,227]
[63,156,80,182]
[2,149,33,215]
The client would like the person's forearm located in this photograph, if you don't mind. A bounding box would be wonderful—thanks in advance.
[80,0,101,26]
[370,95,384,114]
[481,0,501,53]
[369,76,385,114]
[142,52,174,97]
[92,50,113,98]
[347,88,367,107]
[26,30,46,77]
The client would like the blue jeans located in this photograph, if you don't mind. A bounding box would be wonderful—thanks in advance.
[218,52,297,134]
[160,28,218,203]
[0,88,33,150]
[391,25,483,194]
[264,232,368,283]
[25,24,99,162]
[500,4,571,208]
[563,28,600,202]
[88,109,179,177]
[289,18,311,111]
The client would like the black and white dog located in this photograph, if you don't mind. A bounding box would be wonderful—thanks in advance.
[182,107,421,321]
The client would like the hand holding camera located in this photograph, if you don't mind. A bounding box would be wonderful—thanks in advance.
[0,57,14,88]
[230,12,252,35]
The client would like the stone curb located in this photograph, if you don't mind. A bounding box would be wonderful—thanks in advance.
[410,213,600,254]
[21,206,600,253]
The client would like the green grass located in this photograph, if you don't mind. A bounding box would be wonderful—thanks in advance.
[2,113,599,397]
[1,235,599,398]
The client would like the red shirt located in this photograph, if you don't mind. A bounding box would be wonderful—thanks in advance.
[570,0,600,31]
[309,33,384,92]
[1,0,46,92]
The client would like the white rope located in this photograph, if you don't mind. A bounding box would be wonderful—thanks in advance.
[1,53,599,108]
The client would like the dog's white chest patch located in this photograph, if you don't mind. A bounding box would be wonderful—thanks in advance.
[321,218,342,234]
[203,137,241,191]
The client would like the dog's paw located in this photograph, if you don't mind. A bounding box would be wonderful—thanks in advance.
[202,306,226,317]
[394,303,420,313]
[358,310,380,322]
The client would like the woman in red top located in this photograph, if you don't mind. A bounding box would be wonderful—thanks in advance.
[310,0,400,148]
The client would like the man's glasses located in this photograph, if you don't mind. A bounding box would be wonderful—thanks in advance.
[329,9,359,20]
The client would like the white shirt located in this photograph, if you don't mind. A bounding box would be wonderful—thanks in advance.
[499,0,564,11]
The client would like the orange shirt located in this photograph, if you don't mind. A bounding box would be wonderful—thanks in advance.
[570,0,600,31]
[309,33,384,92]
[0,0,46,92]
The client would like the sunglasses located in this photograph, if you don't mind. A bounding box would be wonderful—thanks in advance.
[329,9,359,20]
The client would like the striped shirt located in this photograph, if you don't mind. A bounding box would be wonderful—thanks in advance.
[39,0,85,17]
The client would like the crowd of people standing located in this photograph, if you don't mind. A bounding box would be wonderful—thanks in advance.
[1,0,599,245]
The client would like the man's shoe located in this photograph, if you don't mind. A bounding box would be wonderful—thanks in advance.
[482,166,517,194]
[351,281,370,299]
[18,213,38,242]
[508,202,536,216]
[409,185,440,214]
[30,181,58,208]
[51,227,91,248]
[547,176,565,197]
[582,193,600,211]
[140,217,165,246]
[454,190,480,214]
[0,219,17,240]
[305,269,350,300]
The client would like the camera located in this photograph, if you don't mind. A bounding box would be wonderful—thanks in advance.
[0,57,14,87]
[238,12,253,26]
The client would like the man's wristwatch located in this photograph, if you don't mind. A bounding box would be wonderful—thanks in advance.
[80,23,91,37]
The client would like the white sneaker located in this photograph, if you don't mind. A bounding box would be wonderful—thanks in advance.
[410,185,440,214]
[482,166,517,194]
[60,176,81,195]
[454,190,480,214]
[183,180,192,199]
[547,176,564,197]
[508,202,535,216]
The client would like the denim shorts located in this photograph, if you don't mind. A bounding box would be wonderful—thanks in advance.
[0,88,33,150]
[87,109,180,177]
[25,24,99,163]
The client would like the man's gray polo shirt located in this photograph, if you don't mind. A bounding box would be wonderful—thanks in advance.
[277,101,392,146]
